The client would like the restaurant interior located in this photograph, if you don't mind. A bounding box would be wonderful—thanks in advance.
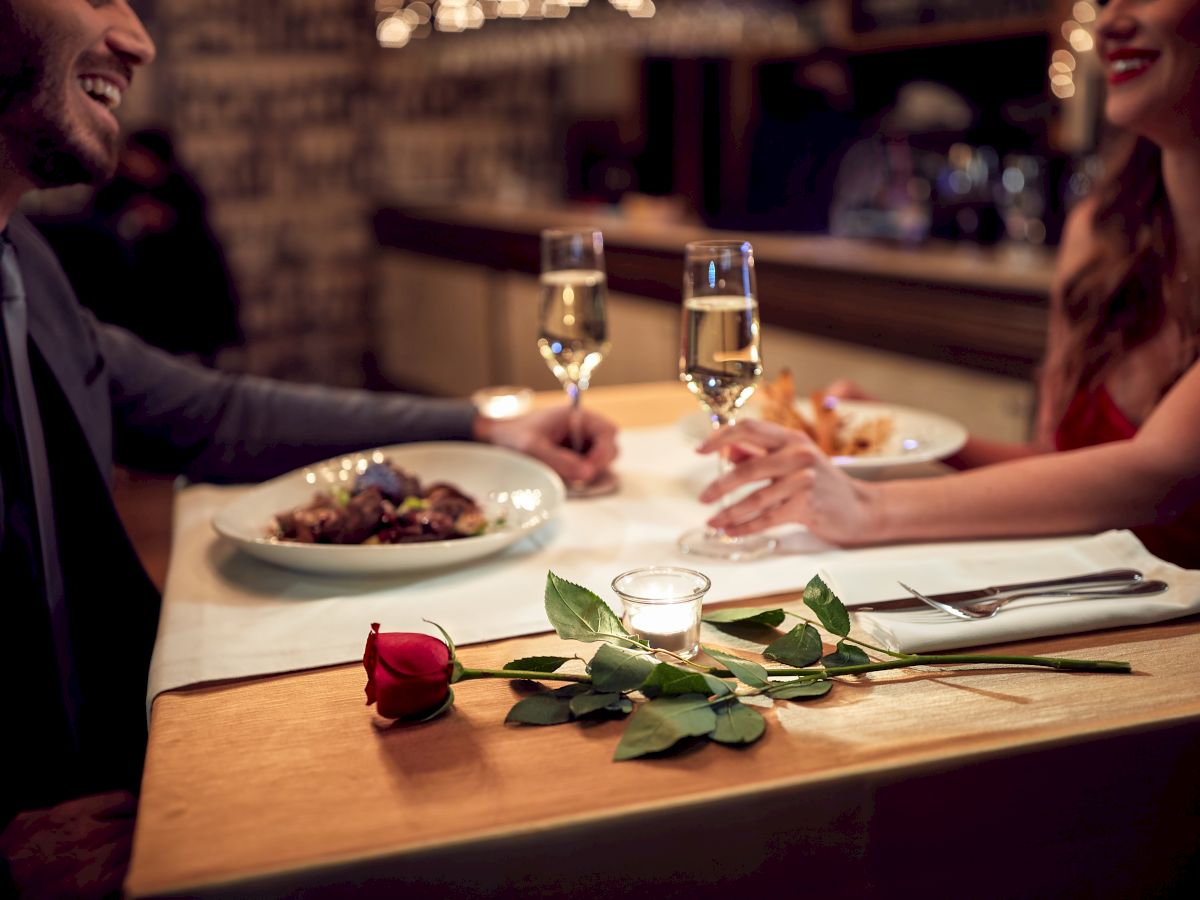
[13,0,1200,897]
[27,0,1102,583]
[31,0,1087,398]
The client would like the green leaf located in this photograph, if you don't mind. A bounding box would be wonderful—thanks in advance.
[502,656,576,673]
[544,571,640,646]
[589,644,656,693]
[569,691,632,717]
[765,678,832,700]
[702,646,770,688]
[709,700,767,745]
[450,660,464,684]
[701,606,787,628]
[821,641,871,668]
[763,624,824,667]
[504,692,573,726]
[613,694,718,761]
[803,575,851,637]
[640,663,732,699]
[551,683,592,698]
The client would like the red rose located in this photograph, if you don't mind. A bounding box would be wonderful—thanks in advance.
[363,623,454,720]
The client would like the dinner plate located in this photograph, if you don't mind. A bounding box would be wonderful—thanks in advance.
[211,442,565,575]
[678,399,967,470]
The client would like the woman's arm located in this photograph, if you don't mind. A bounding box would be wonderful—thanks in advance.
[870,359,1200,542]
[701,358,1200,546]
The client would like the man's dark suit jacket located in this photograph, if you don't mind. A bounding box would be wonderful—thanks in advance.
[2,214,476,823]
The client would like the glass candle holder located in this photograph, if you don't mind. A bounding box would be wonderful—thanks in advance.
[470,385,534,420]
[611,566,711,660]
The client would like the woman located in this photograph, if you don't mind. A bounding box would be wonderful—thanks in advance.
[698,0,1200,568]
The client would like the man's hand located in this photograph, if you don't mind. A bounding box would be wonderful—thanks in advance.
[474,404,618,486]
[1,791,136,899]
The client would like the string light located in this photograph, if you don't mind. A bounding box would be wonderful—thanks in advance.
[377,0,656,46]
[1053,1,1096,101]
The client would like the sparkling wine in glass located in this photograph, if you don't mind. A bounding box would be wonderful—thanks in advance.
[678,240,776,559]
[537,228,615,496]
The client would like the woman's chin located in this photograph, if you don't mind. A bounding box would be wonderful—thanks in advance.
[1104,98,1170,143]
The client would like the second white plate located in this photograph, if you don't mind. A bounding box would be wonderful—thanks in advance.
[678,399,967,470]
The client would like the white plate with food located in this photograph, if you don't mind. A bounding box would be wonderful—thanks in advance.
[212,442,565,575]
[679,372,967,470]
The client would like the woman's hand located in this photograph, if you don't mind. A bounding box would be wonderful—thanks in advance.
[697,419,880,546]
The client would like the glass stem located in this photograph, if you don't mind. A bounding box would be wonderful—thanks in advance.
[711,415,732,537]
[567,382,583,455]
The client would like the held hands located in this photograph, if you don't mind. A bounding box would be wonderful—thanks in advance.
[474,404,618,486]
[697,419,879,546]
[0,791,136,899]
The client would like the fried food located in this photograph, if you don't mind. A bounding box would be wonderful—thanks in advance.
[757,370,893,457]
[759,369,815,437]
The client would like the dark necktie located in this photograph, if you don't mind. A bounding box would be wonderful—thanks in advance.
[1,235,79,746]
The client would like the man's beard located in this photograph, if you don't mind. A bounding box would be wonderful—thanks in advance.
[26,122,114,188]
[0,59,117,189]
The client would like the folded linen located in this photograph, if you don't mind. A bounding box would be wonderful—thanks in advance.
[826,530,1200,653]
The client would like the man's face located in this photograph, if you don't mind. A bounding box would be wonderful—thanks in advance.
[0,1,156,189]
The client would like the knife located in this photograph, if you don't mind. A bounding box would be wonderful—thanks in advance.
[848,568,1144,613]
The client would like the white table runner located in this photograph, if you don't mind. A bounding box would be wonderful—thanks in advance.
[147,425,1197,701]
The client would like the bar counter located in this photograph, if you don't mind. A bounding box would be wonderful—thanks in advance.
[374,203,1056,380]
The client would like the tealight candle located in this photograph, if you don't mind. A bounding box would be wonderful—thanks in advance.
[611,566,711,659]
[471,386,534,420]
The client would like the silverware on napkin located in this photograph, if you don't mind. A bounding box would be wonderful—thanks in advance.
[898,578,1169,620]
[848,568,1145,614]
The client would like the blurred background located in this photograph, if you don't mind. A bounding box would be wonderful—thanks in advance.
[23,0,1106,443]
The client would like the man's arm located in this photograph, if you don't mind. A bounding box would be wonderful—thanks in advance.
[100,323,478,483]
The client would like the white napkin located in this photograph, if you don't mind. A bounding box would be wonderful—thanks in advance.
[146,425,841,703]
[826,530,1200,652]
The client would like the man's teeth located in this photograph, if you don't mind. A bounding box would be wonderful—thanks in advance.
[78,76,122,110]
[1111,58,1152,74]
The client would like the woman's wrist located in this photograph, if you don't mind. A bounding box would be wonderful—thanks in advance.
[862,480,906,544]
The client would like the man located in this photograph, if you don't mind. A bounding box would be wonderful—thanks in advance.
[0,2,617,895]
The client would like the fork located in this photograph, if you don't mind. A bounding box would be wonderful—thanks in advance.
[897,579,1169,620]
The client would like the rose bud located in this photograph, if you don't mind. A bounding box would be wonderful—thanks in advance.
[363,623,455,721]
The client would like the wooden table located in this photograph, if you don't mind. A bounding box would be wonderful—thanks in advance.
[126,383,1200,899]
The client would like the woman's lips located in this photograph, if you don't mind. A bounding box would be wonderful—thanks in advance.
[1106,50,1160,85]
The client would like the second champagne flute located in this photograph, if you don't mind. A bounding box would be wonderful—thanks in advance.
[537,228,615,497]
[678,239,777,559]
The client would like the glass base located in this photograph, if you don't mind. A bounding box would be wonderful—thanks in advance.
[566,470,620,499]
[677,528,777,561]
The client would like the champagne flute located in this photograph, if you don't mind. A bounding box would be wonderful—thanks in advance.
[678,240,777,560]
[537,228,616,497]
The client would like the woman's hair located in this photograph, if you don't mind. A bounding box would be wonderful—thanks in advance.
[1041,133,1199,431]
